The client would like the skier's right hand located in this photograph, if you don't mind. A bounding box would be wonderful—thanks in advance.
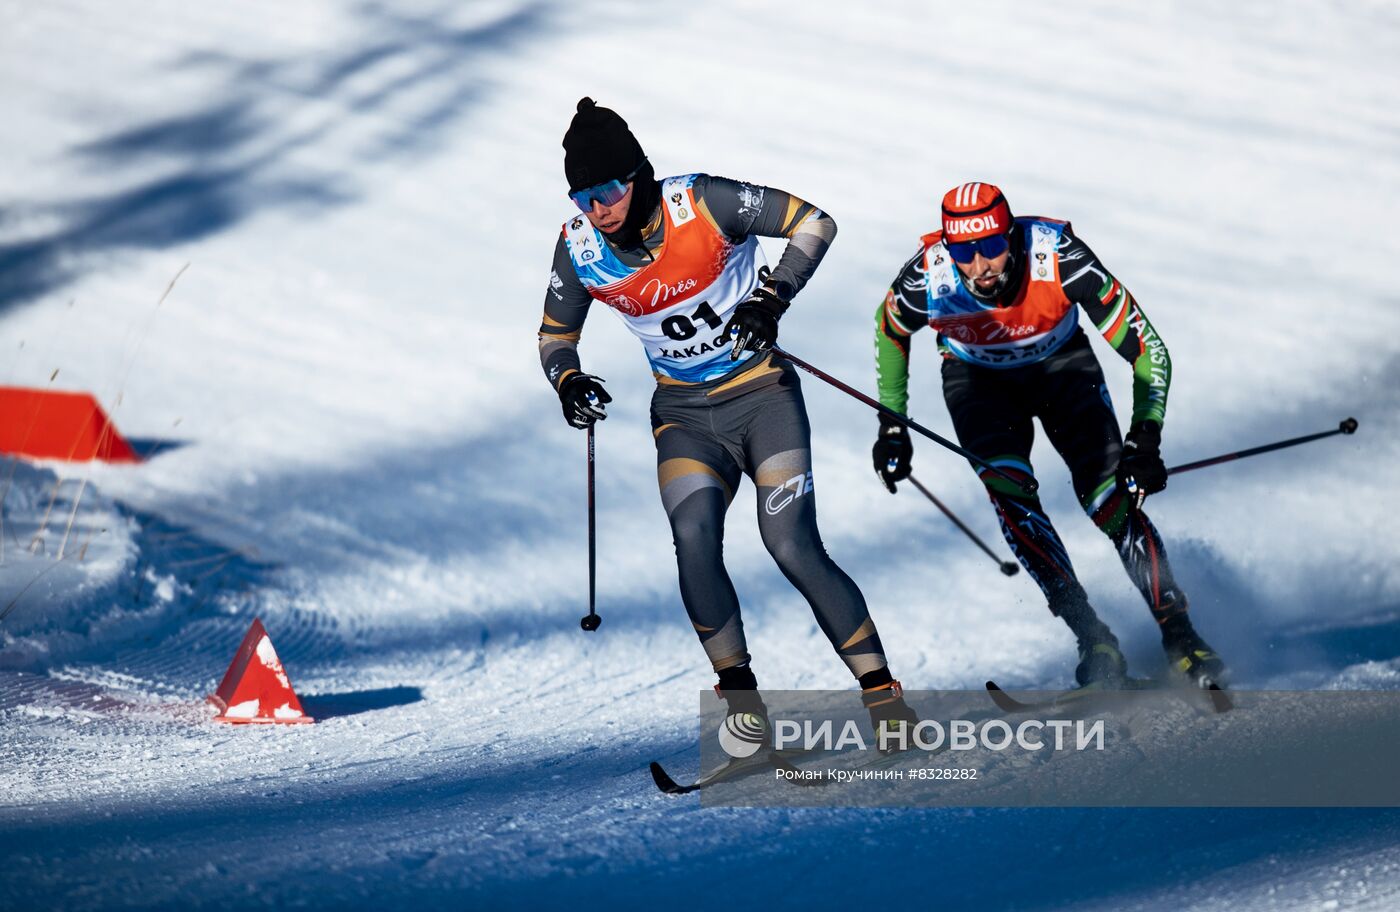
[1118,420,1166,507]
[725,285,788,361]
[558,372,612,429]
[872,416,912,493]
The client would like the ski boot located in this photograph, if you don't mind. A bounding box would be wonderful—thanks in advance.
[1161,616,1228,689]
[715,665,771,757]
[1053,590,1127,689]
[1075,631,1128,688]
[861,678,920,755]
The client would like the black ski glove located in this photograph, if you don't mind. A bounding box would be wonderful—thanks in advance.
[872,415,913,493]
[558,372,611,429]
[725,285,789,361]
[1117,420,1166,507]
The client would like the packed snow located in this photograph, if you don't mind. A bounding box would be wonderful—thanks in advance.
[2,0,1399,908]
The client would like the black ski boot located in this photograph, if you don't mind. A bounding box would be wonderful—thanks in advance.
[1161,616,1228,689]
[715,664,771,754]
[860,671,919,755]
[1053,590,1127,688]
[1075,632,1128,688]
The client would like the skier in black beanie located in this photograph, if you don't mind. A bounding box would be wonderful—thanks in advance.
[540,97,920,757]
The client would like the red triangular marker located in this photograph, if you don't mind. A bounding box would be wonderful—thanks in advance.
[207,618,313,724]
[0,386,140,463]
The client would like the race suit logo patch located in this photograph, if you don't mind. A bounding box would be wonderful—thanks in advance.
[945,214,1001,236]
[605,295,642,316]
[765,472,814,515]
[737,183,765,217]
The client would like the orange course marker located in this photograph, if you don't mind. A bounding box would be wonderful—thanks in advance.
[0,386,139,462]
[208,618,314,724]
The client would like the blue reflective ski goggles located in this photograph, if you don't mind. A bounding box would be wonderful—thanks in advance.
[945,233,1011,264]
[569,162,646,213]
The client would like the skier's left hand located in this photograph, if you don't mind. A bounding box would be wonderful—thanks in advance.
[1118,420,1167,507]
[725,285,788,361]
[872,416,913,493]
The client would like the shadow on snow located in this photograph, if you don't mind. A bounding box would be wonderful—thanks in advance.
[0,1,551,314]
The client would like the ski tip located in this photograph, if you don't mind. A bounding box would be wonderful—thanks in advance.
[649,761,684,795]
[984,680,1028,713]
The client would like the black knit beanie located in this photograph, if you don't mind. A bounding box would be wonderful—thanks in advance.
[562,97,646,191]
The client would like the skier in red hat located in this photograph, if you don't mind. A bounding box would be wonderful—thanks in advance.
[871,181,1226,689]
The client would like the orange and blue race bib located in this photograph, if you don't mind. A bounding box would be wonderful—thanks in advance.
[562,174,766,383]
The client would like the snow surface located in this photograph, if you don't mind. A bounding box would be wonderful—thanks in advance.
[2,0,1399,908]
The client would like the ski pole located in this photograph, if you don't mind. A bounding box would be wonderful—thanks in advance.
[580,420,601,632]
[1166,417,1358,477]
[907,475,1020,576]
[772,347,1037,495]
